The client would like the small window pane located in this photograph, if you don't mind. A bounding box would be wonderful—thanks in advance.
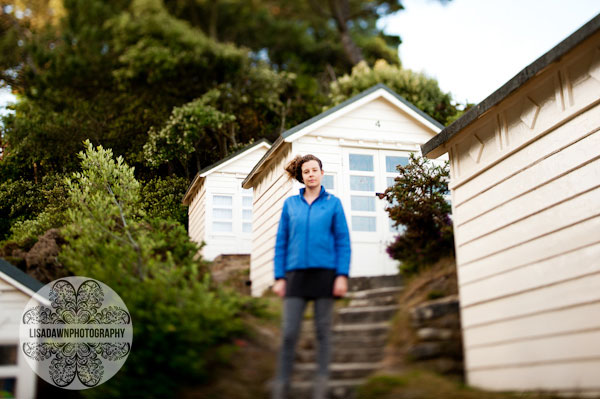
[242,222,252,233]
[387,177,396,188]
[213,208,232,219]
[352,216,376,232]
[349,154,373,171]
[213,222,232,232]
[0,345,17,365]
[242,196,253,207]
[386,156,409,173]
[242,209,252,220]
[350,176,374,191]
[0,377,16,397]
[351,196,375,211]
[322,175,334,190]
[213,195,232,206]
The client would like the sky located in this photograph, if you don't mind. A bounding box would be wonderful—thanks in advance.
[2,1,600,114]
[380,0,600,105]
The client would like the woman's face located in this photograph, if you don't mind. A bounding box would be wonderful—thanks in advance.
[301,160,324,189]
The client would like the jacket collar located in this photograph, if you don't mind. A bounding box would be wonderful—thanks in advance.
[299,185,326,202]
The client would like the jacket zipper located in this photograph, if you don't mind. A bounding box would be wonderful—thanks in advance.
[305,202,311,268]
[304,190,321,269]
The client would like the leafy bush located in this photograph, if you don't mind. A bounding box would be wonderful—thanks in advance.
[0,174,68,242]
[58,140,251,398]
[383,153,454,276]
[328,60,462,126]
[140,175,189,228]
[7,175,70,244]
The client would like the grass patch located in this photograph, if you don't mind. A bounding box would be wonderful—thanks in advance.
[357,369,587,399]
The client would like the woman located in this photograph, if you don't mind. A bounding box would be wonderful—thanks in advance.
[271,154,351,399]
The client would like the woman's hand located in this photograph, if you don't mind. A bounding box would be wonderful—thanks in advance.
[333,275,348,297]
[273,279,286,298]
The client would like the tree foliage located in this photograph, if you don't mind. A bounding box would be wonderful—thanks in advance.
[59,140,255,398]
[0,173,67,241]
[329,59,461,126]
[383,153,454,276]
[139,175,189,227]
[163,0,404,78]
[0,0,300,180]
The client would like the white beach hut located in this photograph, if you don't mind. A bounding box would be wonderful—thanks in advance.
[183,139,271,261]
[242,83,445,297]
[0,259,47,399]
[421,14,600,394]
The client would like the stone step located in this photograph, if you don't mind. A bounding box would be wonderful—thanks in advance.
[298,333,390,350]
[296,346,386,364]
[346,286,404,300]
[292,362,381,382]
[336,304,399,324]
[347,295,398,307]
[299,322,391,347]
[334,321,391,335]
[347,274,402,292]
[287,378,365,399]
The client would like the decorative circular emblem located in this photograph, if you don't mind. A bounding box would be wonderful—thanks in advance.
[19,276,133,390]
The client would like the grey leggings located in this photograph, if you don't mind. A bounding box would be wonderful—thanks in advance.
[275,297,334,383]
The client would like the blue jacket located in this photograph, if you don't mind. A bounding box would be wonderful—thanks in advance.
[274,186,351,280]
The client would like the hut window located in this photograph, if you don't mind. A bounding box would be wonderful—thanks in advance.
[212,195,233,233]
[0,345,17,365]
[242,195,253,233]
[0,377,16,397]
[385,156,408,173]
[348,152,377,232]
[385,154,410,232]
[352,216,376,232]
[349,175,374,191]
[351,196,375,212]
[349,154,374,171]
[242,196,253,207]
[322,175,334,190]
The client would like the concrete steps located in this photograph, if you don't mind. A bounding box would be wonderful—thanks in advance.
[288,378,366,399]
[296,346,384,363]
[292,362,382,381]
[337,305,399,323]
[284,275,403,398]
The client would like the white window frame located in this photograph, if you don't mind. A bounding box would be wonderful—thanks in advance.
[210,193,235,235]
[341,148,418,241]
[321,172,338,195]
[380,150,412,234]
[241,187,253,235]
[343,148,379,241]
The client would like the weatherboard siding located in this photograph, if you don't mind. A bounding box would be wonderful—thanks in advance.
[0,275,38,399]
[218,148,268,175]
[250,150,293,296]
[188,182,206,248]
[314,97,434,144]
[442,30,600,392]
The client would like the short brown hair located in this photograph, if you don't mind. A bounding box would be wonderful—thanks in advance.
[284,154,323,183]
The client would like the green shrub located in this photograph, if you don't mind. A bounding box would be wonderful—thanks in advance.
[383,153,454,276]
[58,140,250,398]
[0,174,69,243]
[140,176,189,228]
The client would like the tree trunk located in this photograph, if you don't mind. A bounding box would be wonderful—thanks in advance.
[328,0,364,65]
[209,1,218,40]
[279,97,291,134]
